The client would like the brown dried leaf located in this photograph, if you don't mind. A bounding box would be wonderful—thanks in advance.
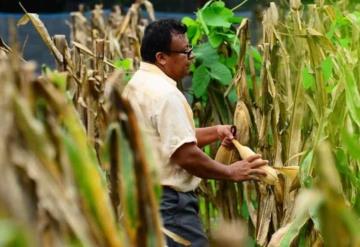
[17,5,63,63]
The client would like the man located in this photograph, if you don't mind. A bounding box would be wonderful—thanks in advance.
[123,19,268,247]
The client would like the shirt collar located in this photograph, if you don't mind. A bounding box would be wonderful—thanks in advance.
[139,62,177,87]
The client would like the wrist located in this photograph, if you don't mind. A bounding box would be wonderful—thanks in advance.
[215,125,221,139]
[223,165,234,181]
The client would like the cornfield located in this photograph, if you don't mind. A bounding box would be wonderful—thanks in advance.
[1,0,360,246]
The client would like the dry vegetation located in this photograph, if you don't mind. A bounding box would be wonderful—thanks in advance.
[1,0,360,246]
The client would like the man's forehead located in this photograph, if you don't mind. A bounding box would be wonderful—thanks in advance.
[170,33,189,47]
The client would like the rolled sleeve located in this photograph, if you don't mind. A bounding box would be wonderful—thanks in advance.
[156,93,197,158]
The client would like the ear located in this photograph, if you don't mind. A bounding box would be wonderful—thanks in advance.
[155,52,167,66]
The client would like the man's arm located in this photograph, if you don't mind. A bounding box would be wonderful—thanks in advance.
[196,125,234,148]
[171,142,268,181]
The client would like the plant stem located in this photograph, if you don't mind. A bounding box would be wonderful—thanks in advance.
[231,0,248,12]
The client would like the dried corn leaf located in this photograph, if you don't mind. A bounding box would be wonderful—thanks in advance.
[143,0,156,22]
[11,147,95,247]
[17,5,63,63]
[162,227,190,246]
[72,41,116,68]
[0,37,11,53]
[268,190,323,247]
[256,192,275,246]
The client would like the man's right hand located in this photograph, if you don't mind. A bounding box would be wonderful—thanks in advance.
[228,154,268,182]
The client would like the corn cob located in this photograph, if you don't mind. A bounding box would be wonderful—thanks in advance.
[231,139,278,185]
[233,101,251,145]
[215,145,233,165]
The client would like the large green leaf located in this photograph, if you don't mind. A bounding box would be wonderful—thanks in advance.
[193,42,219,66]
[208,32,224,48]
[182,17,202,46]
[200,1,234,28]
[208,62,232,85]
[192,65,211,97]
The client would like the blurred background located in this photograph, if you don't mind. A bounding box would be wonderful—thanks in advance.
[1,0,256,13]
[0,0,263,68]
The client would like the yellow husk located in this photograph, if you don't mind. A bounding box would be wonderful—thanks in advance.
[231,139,278,185]
[274,166,299,181]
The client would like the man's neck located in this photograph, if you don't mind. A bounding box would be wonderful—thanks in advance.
[154,61,179,83]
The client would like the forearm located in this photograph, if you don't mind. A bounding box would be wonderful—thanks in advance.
[171,143,231,180]
[195,126,219,148]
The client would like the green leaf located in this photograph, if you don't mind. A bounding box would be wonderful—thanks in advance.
[228,88,237,104]
[0,220,28,247]
[193,42,219,66]
[201,1,234,28]
[114,58,133,71]
[277,190,323,247]
[249,47,262,71]
[339,38,350,47]
[228,16,243,24]
[341,129,360,160]
[321,57,333,82]
[300,150,314,188]
[302,67,315,90]
[192,65,211,97]
[208,32,223,48]
[338,52,360,127]
[182,16,197,28]
[182,17,202,45]
[223,53,237,69]
[250,47,262,64]
[119,130,138,226]
[208,62,232,85]
[240,196,250,220]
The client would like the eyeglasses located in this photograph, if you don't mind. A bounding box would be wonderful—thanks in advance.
[167,47,193,59]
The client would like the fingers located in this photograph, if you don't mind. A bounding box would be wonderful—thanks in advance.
[221,127,234,140]
[218,125,234,140]
[245,154,268,167]
[247,175,260,181]
[245,154,262,162]
[221,138,233,148]
[249,158,269,168]
[248,169,267,177]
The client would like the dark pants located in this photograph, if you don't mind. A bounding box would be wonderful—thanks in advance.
[160,186,208,247]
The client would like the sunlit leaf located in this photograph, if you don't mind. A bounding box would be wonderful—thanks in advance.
[182,17,202,45]
[208,32,223,48]
[200,1,233,28]
[114,58,133,71]
[321,57,333,82]
[302,67,315,90]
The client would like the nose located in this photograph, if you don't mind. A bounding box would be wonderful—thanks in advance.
[188,50,195,60]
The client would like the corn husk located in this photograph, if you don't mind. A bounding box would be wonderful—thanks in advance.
[232,139,278,185]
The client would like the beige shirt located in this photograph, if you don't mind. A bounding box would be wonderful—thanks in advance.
[122,62,201,192]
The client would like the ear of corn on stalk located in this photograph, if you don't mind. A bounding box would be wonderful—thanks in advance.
[232,139,278,185]
[233,101,251,145]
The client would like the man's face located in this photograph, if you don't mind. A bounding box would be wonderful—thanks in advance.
[158,33,193,82]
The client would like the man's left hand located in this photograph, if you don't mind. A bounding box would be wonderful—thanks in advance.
[216,125,234,148]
